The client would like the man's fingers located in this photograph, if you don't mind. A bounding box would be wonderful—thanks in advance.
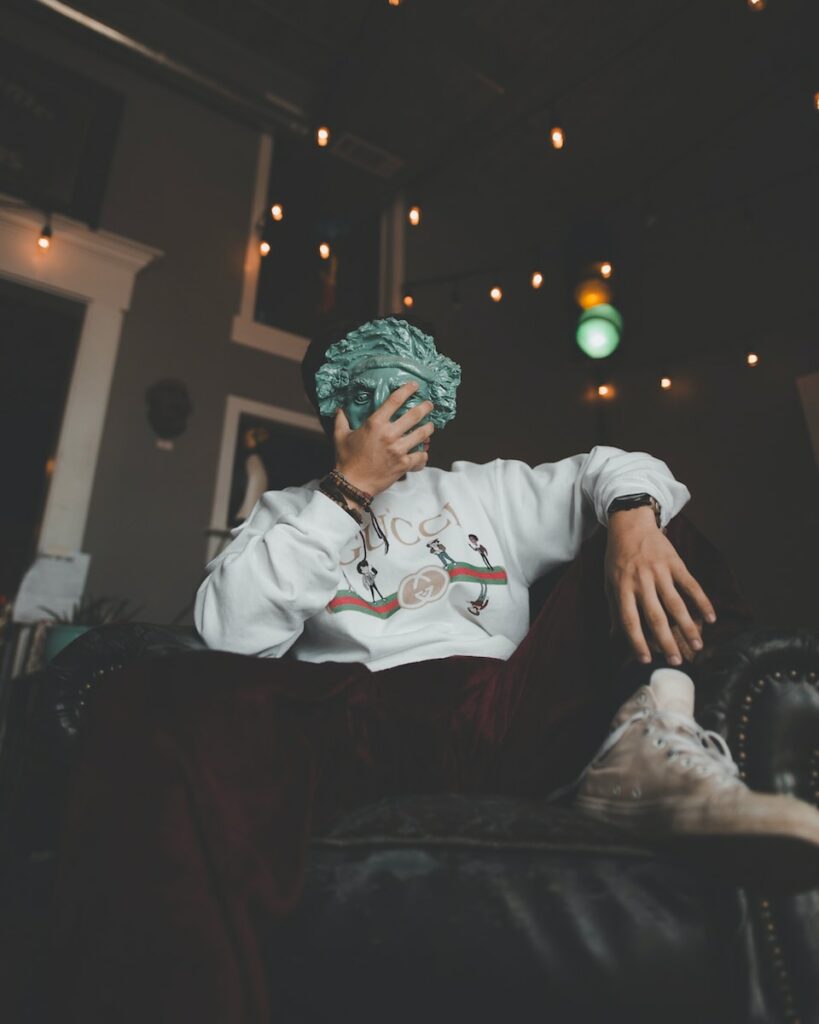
[406,450,429,472]
[638,581,683,664]
[675,567,717,624]
[393,398,435,435]
[656,575,704,653]
[333,407,351,440]
[399,420,435,452]
[371,380,421,424]
[618,590,652,664]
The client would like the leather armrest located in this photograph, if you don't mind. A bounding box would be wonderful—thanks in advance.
[47,622,207,741]
[694,626,819,1024]
[694,626,819,802]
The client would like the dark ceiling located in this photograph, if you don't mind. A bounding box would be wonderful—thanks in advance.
[11,0,819,355]
[18,0,818,192]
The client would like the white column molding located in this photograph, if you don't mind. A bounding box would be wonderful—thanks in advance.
[0,199,162,554]
[231,132,310,361]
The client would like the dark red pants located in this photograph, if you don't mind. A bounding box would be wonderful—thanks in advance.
[53,514,754,1024]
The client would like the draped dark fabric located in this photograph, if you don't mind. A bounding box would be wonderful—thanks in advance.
[52,513,754,1023]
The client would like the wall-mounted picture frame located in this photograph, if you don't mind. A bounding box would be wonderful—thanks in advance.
[206,396,331,564]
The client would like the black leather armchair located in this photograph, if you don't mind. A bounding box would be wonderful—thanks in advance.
[2,623,818,1023]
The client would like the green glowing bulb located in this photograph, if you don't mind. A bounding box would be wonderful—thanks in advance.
[576,303,623,359]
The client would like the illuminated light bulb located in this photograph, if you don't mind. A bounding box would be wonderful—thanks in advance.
[660,377,672,390]
[259,240,271,256]
[813,92,819,111]
[402,293,414,308]
[490,285,503,302]
[576,303,623,359]
[388,0,401,5]
[270,203,284,221]
[38,224,52,249]
[574,278,612,309]
[531,271,544,289]
[550,125,565,149]
[316,126,330,147]
[597,384,614,398]
[599,262,612,278]
[746,0,765,9]
[319,242,331,260]
[747,352,759,366]
[408,205,421,227]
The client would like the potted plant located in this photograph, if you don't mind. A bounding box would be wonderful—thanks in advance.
[39,594,143,664]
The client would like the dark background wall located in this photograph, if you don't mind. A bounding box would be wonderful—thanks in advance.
[2,3,817,631]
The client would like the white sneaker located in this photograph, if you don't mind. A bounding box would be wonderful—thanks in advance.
[571,668,819,891]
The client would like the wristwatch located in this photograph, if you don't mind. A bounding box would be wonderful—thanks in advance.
[606,492,664,532]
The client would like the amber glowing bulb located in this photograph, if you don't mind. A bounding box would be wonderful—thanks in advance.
[660,377,672,390]
[490,285,503,302]
[270,203,284,221]
[550,125,565,149]
[402,293,414,308]
[746,352,759,366]
[316,126,330,147]
[408,205,421,226]
[259,240,270,256]
[319,242,331,260]
[531,271,543,289]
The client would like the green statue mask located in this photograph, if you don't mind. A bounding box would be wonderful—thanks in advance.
[314,317,461,451]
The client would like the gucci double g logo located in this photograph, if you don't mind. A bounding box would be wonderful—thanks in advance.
[396,565,450,610]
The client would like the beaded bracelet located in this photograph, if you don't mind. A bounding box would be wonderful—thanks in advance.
[318,477,363,525]
[328,469,374,510]
[320,470,390,554]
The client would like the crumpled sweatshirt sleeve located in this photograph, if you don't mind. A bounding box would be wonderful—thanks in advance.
[194,486,362,657]
[456,445,691,587]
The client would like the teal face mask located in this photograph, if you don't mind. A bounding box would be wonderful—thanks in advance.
[342,367,434,442]
[314,317,461,450]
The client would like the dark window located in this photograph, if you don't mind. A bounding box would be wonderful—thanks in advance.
[0,277,85,597]
[254,133,381,338]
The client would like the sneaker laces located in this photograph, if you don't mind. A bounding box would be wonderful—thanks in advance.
[545,707,740,804]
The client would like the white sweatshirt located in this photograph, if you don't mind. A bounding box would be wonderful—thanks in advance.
[194,446,691,673]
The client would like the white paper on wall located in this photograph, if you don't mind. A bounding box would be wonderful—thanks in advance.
[12,551,91,624]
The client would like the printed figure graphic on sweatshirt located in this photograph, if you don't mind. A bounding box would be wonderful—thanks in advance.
[356,558,384,601]
[468,533,493,570]
[467,581,490,617]
[426,538,455,567]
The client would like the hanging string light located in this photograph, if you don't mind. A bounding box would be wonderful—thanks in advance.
[402,293,414,308]
[270,203,284,221]
[549,117,565,150]
[259,240,270,256]
[746,0,766,9]
[316,126,330,148]
[38,221,52,250]
[489,285,503,302]
[746,352,759,366]
[388,0,402,6]
[597,384,614,398]
[599,262,613,278]
[408,205,421,227]
[319,242,331,260]
[660,377,672,389]
[530,271,544,289]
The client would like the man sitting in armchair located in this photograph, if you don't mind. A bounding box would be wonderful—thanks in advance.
[54,315,819,1024]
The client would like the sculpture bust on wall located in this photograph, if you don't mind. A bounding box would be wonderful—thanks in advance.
[145,378,193,443]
